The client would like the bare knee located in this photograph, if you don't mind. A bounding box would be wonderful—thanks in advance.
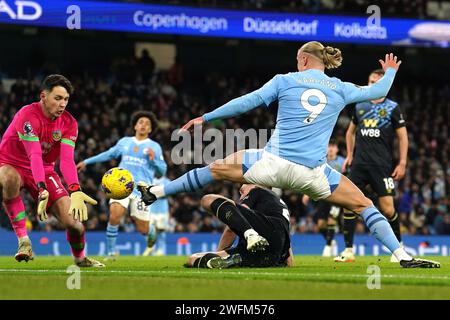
[109,204,125,225]
[379,200,395,218]
[135,219,149,234]
[317,219,327,230]
[65,220,83,233]
[201,194,221,212]
[209,160,226,180]
[0,168,21,198]
[352,197,374,214]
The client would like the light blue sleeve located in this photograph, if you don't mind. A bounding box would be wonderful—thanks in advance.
[341,68,397,105]
[203,75,280,122]
[84,139,123,165]
[150,143,167,177]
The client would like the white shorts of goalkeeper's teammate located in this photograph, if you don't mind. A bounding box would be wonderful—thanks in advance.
[149,213,169,231]
[243,149,342,201]
[110,194,150,221]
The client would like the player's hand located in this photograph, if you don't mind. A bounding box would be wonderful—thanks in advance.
[391,163,406,181]
[379,53,402,72]
[69,191,97,222]
[302,194,310,206]
[178,116,204,133]
[342,155,353,173]
[76,161,86,173]
[146,148,155,161]
[37,189,49,221]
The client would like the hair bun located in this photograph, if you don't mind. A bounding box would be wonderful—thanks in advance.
[324,46,336,55]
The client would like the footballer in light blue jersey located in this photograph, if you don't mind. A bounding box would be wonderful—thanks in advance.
[83,136,166,198]
[78,111,167,258]
[139,43,439,267]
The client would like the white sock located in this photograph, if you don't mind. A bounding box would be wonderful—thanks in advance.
[243,229,258,239]
[150,185,165,198]
[394,247,412,261]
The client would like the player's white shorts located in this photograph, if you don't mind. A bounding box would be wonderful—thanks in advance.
[149,213,169,231]
[242,149,342,201]
[110,194,150,221]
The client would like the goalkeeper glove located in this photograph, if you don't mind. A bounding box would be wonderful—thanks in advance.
[68,184,97,222]
[37,182,49,222]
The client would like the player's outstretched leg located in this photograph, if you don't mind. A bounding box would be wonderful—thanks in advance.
[138,151,247,205]
[326,175,440,268]
[203,195,268,252]
[138,165,215,206]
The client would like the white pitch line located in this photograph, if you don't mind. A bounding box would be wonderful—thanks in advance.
[0,269,449,281]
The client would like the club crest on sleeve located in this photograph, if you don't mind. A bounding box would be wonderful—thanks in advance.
[23,122,35,137]
[52,130,62,141]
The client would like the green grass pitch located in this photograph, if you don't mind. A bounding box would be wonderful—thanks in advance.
[0,256,449,300]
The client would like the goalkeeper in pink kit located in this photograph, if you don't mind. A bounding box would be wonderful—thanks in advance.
[0,75,104,267]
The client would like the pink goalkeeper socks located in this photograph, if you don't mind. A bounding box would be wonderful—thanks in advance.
[66,226,86,259]
[3,196,28,238]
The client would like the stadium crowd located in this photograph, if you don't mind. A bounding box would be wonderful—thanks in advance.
[0,54,448,237]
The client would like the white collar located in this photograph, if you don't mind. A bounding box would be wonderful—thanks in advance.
[133,137,150,145]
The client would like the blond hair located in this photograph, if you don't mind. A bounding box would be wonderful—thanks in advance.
[299,41,343,69]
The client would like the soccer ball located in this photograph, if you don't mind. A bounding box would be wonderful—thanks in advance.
[101,167,135,200]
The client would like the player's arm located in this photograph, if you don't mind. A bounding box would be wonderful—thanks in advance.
[77,139,122,171]
[342,53,401,105]
[392,105,408,180]
[343,120,357,173]
[149,143,167,176]
[15,118,45,187]
[287,245,294,267]
[15,116,48,221]
[60,122,97,221]
[217,225,237,251]
[180,75,280,131]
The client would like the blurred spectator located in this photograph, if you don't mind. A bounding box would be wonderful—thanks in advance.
[138,49,156,82]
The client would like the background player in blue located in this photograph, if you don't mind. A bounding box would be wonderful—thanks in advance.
[77,111,167,259]
[142,175,171,256]
[335,68,409,263]
[302,139,345,257]
[139,41,438,268]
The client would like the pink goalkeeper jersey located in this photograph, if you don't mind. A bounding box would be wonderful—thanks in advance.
[0,102,78,174]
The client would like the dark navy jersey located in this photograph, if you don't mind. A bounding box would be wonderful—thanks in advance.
[241,187,290,223]
[351,98,405,168]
